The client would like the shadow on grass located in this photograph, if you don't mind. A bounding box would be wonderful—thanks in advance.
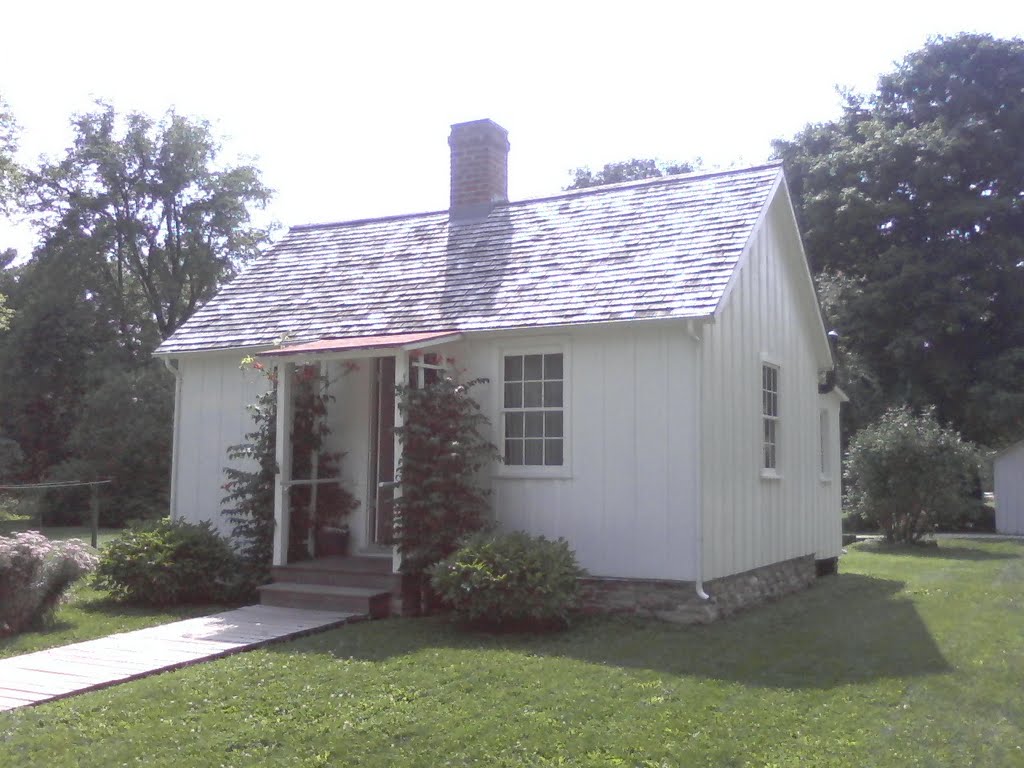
[854,541,1021,561]
[273,572,951,690]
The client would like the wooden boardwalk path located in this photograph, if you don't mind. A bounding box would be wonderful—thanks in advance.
[0,605,359,712]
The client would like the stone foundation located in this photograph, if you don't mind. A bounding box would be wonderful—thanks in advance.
[579,555,819,625]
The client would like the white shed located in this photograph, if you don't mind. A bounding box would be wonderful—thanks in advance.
[155,119,845,618]
[994,440,1024,535]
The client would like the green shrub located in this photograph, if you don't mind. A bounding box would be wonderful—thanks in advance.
[94,518,242,605]
[429,531,586,630]
[844,407,982,544]
[0,531,98,636]
[394,376,500,616]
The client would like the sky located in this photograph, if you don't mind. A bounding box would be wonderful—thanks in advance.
[1,0,1021,257]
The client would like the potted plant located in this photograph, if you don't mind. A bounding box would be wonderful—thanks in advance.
[315,515,350,557]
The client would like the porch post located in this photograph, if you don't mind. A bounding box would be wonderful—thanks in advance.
[392,350,409,573]
[272,362,295,566]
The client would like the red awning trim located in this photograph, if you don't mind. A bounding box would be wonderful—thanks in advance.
[259,331,461,358]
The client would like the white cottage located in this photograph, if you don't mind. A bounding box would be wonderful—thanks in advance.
[155,119,844,620]
[994,440,1024,535]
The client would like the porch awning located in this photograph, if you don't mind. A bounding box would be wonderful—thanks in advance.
[259,330,461,359]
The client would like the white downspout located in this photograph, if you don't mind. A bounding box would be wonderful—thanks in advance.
[688,321,710,601]
[163,358,183,521]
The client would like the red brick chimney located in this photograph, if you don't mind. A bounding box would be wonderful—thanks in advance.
[448,119,509,221]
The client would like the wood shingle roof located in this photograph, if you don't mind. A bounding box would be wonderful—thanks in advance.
[157,163,782,355]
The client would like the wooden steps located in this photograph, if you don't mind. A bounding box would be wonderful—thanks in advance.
[260,556,401,618]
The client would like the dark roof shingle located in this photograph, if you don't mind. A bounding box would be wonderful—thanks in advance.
[157,163,781,355]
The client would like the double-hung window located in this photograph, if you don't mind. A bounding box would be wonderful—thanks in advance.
[762,363,780,473]
[502,352,564,467]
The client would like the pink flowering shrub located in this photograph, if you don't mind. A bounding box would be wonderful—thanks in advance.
[0,531,98,636]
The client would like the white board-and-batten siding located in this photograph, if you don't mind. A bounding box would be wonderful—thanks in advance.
[994,442,1024,535]
[699,191,841,581]
[454,323,702,581]
[170,354,271,537]
[167,324,702,582]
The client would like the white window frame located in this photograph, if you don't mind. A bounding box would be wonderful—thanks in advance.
[761,360,781,480]
[409,350,448,389]
[496,339,571,479]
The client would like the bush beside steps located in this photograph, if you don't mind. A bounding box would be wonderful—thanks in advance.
[93,518,246,606]
[429,531,586,632]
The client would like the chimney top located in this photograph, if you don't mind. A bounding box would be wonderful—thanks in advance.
[448,119,510,222]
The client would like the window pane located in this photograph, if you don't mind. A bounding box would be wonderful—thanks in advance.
[525,411,544,438]
[524,381,542,407]
[504,382,522,408]
[764,419,774,444]
[524,354,543,380]
[504,355,523,382]
[506,412,524,438]
[543,381,563,407]
[545,411,563,437]
[505,439,523,466]
[524,439,544,465]
[544,353,563,379]
[545,439,563,466]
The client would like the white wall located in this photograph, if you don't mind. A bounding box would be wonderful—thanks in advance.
[699,193,840,580]
[171,354,271,537]
[995,442,1024,535]
[453,323,702,581]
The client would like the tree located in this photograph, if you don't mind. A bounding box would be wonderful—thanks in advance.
[844,407,982,543]
[1,95,21,332]
[774,34,1024,446]
[566,157,700,190]
[29,102,272,345]
[0,246,118,479]
[393,376,500,614]
[0,95,19,210]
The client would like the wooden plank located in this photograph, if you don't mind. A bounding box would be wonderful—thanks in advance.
[0,606,354,712]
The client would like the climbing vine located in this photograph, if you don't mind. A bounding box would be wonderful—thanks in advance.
[222,361,358,584]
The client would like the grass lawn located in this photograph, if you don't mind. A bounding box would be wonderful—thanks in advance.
[1,539,1022,767]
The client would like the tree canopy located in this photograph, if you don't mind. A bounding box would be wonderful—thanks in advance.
[775,33,1024,446]
[565,157,699,190]
[0,102,273,523]
[0,95,19,210]
[29,103,272,343]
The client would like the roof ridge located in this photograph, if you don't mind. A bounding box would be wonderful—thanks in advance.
[289,161,783,234]
[546,160,784,200]
[291,208,447,232]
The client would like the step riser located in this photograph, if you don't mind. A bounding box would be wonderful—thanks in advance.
[271,569,400,591]
[259,589,390,618]
[284,557,395,575]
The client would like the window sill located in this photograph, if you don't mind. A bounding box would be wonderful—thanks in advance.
[760,469,782,481]
[495,465,572,480]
